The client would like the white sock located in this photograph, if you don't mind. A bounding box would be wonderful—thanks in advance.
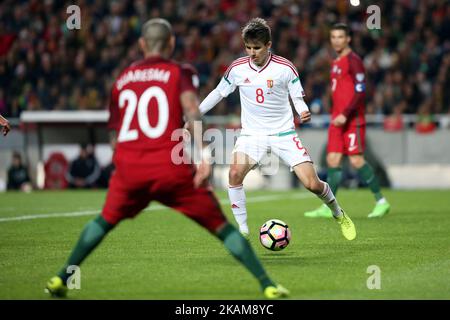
[377,197,387,205]
[317,182,342,218]
[228,184,249,234]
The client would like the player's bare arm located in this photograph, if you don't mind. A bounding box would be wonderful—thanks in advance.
[300,111,312,123]
[0,114,11,136]
[109,130,117,151]
[181,90,211,188]
[181,90,204,143]
[332,114,347,127]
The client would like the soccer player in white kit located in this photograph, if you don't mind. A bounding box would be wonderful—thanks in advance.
[199,18,356,241]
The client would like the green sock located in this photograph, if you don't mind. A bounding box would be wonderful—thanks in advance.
[357,163,383,201]
[327,167,342,195]
[217,223,274,290]
[58,215,114,284]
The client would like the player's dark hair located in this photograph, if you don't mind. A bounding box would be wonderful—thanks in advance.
[141,18,173,52]
[331,23,351,36]
[242,18,271,45]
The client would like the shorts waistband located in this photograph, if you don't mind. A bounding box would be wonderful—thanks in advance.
[240,130,296,137]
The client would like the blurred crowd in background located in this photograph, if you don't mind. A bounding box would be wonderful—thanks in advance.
[1,0,449,127]
[6,143,114,191]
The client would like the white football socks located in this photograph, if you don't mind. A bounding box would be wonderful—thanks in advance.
[318,182,342,218]
[227,184,249,235]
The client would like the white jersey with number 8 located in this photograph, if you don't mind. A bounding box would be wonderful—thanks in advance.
[216,53,305,135]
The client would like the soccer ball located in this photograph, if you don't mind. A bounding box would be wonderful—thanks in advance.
[259,219,291,251]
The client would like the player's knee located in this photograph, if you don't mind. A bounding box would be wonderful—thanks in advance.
[229,167,245,185]
[327,155,340,168]
[350,156,365,169]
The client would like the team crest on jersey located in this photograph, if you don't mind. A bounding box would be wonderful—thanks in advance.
[267,79,274,88]
[356,73,365,82]
[332,65,341,74]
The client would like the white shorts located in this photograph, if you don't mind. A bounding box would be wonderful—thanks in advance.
[232,132,312,170]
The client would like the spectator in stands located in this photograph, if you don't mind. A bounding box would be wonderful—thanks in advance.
[0,1,448,122]
[0,114,10,136]
[7,151,32,191]
[383,104,405,132]
[415,98,437,134]
[66,144,101,189]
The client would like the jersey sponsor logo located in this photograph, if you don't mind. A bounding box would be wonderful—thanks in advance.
[267,79,273,88]
[244,78,251,84]
[348,145,359,152]
[355,83,366,92]
[356,73,365,82]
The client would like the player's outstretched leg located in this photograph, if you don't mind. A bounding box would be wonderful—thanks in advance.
[228,184,249,239]
[294,163,356,240]
[45,215,115,297]
[228,152,256,239]
[316,181,356,240]
[304,166,342,217]
[304,159,342,218]
[354,161,390,218]
[216,223,289,299]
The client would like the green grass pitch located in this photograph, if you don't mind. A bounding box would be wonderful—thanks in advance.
[0,189,449,299]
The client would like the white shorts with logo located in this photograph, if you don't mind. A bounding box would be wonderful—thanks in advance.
[232,132,312,170]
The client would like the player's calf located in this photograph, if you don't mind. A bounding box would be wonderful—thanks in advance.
[302,178,325,195]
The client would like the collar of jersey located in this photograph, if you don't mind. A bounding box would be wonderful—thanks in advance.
[135,56,169,67]
[248,53,272,73]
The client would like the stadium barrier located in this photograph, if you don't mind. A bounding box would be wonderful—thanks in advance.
[0,111,449,191]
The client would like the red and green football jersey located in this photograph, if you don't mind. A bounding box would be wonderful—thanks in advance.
[330,51,366,126]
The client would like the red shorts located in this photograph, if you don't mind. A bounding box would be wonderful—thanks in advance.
[327,124,365,155]
[101,150,227,233]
